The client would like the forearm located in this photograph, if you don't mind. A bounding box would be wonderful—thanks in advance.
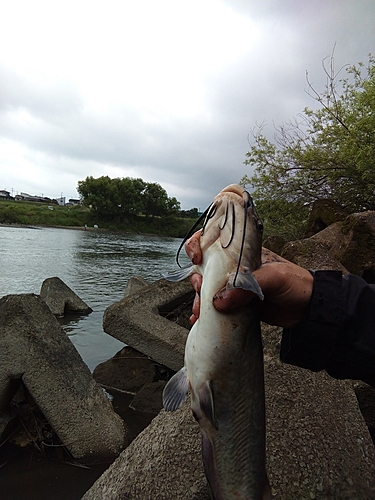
[280,271,375,388]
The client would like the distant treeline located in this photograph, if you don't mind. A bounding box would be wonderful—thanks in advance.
[77,176,198,220]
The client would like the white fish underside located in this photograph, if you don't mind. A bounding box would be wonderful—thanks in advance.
[163,184,271,500]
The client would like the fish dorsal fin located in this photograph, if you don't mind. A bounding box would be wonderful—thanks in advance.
[227,268,264,300]
[162,265,194,282]
[163,366,189,411]
[198,381,218,430]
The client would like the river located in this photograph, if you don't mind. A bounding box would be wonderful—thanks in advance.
[0,225,192,499]
[0,225,190,370]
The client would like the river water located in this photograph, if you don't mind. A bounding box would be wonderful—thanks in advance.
[0,225,190,370]
[0,225,192,499]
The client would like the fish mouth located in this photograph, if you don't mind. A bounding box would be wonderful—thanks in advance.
[220,184,246,198]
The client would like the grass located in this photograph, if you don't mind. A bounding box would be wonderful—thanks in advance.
[0,200,197,238]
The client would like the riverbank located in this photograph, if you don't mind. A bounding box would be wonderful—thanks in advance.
[0,200,197,238]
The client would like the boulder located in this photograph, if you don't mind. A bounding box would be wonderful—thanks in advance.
[305,199,348,237]
[93,346,157,393]
[0,294,127,463]
[82,401,209,500]
[129,381,166,414]
[263,235,287,255]
[281,238,348,273]
[263,325,375,500]
[103,278,194,372]
[83,327,375,499]
[40,277,92,317]
[124,276,151,298]
[309,220,344,250]
[329,211,375,281]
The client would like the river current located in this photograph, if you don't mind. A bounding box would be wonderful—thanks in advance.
[0,225,190,370]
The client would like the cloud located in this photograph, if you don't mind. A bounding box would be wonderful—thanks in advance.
[0,0,374,209]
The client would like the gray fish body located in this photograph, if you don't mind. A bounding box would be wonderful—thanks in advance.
[163,185,271,500]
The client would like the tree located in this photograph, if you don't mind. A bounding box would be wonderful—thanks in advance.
[77,176,181,219]
[77,176,119,218]
[241,54,375,237]
[116,177,146,217]
[142,182,170,217]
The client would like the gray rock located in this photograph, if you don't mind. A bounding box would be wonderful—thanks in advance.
[103,278,194,371]
[129,381,166,414]
[262,324,375,500]
[82,401,210,500]
[281,238,348,273]
[40,276,92,317]
[309,220,344,250]
[304,199,348,237]
[124,276,151,297]
[263,234,287,255]
[93,346,157,393]
[0,293,127,462]
[83,330,375,498]
[329,211,375,280]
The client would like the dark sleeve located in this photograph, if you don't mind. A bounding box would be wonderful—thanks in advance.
[280,270,375,388]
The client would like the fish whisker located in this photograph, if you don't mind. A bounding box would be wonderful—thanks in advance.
[221,202,235,249]
[176,205,211,268]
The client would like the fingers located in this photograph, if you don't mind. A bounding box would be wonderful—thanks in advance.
[213,287,255,313]
[190,273,202,294]
[190,293,200,325]
[185,230,203,265]
[187,233,203,325]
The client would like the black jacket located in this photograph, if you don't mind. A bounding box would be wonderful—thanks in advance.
[280,271,375,388]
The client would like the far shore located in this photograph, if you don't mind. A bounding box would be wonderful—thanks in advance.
[0,223,164,237]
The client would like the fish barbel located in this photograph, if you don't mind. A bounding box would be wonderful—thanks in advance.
[163,184,271,500]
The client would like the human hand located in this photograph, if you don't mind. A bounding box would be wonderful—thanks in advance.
[186,231,314,329]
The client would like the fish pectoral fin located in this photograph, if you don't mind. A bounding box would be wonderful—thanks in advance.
[198,380,218,430]
[227,268,264,300]
[162,264,195,282]
[162,366,190,411]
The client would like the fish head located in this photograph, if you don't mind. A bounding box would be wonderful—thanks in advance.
[201,184,263,272]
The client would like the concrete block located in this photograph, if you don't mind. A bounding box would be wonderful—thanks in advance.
[103,278,194,372]
[0,294,127,463]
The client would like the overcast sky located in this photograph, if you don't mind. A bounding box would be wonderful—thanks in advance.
[1,0,374,210]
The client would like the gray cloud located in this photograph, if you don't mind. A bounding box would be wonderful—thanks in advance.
[1,0,374,209]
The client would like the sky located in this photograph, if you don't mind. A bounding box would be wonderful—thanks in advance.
[1,1,374,210]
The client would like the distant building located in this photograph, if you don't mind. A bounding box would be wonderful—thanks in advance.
[67,198,81,205]
[15,192,51,203]
[0,190,11,199]
[55,197,66,206]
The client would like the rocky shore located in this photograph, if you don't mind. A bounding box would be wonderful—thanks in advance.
[1,203,374,499]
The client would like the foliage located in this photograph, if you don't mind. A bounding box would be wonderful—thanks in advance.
[0,200,91,227]
[0,199,195,237]
[242,54,375,239]
[253,198,309,241]
[77,176,181,219]
[179,208,200,218]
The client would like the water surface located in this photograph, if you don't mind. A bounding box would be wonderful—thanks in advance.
[0,225,189,370]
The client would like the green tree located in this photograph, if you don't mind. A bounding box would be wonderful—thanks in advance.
[78,176,181,220]
[242,54,375,238]
[116,177,146,217]
[142,182,170,217]
[77,176,119,218]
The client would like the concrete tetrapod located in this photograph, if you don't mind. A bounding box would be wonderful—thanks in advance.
[0,293,127,463]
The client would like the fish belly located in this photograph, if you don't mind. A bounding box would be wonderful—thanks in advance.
[187,308,268,500]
